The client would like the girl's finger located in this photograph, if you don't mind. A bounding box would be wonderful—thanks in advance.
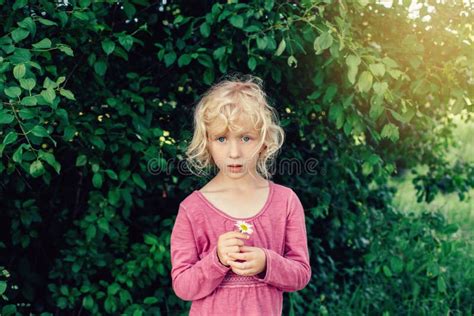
[228,260,246,270]
[239,246,254,252]
[227,252,246,260]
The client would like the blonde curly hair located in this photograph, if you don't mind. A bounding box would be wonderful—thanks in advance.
[185,73,285,179]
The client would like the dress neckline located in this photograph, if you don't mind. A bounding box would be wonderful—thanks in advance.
[194,180,274,221]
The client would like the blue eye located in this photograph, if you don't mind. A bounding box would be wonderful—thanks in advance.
[242,136,251,142]
[217,136,226,143]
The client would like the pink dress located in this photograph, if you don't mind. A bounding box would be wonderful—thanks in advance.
[170,180,311,315]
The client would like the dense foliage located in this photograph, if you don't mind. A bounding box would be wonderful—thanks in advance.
[0,0,472,314]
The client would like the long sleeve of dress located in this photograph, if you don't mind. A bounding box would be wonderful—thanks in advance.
[252,190,311,292]
[170,204,231,301]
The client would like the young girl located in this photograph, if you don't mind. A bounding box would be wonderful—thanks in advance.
[170,74,311,315]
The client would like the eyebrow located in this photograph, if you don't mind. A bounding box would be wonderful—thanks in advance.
[212,131,257,137]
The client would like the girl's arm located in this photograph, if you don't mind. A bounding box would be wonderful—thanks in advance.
[170,204,230,301]
[253,190,312,292]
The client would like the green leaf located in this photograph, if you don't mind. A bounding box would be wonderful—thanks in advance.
[4,86,22,98]
[213,47,226,60]
[19,108,35,119]
[346,54,361,85]
[144,297,159,304]
[383,265,392,277]
[264,0,274,11]
[85,225,96,242]
[229,15,244,28]
[369,95,384,120]
[123,2,136,19]
[362,161,373,175]
[40,88,56,104]
[17,17,36,35]
[13,0,28,10]
[97,218,109,233]
[3,131,18,145]
[118,35,133,51]
[37,17,57,26]
[105,169,118,180]
[108,283,120,296]
[203,68,214,85]
[2,304,17,316]
[101,39,115,55]
[381,123,399,142]
[12,144,24,163]
[200,22,211,37]
[0,281,6,295]
[390,256,403,274]
[108,188,120,205]
[59,88,76,100]
[73,11,89,21]
[437,276,446,293]
[92,173,103,188]
[21,96,37,106]
[427,262,440,277]
[357,71,373,93]
[62,126,75,143]
[75,154,87,167]
[11,28,29,43]
[31,125,49,138]
[373,82,388,96]
[369,63,386,77]
[314,31,333,54]
[58,45,74,56]
[197,54,213,68]
[164,51,177,67]
[256,36,268,50]
[39,151,61,174]
[0,113,15,124]
[32,38,52,49]
[177,54,192,67]
[94,60,107,76]
[247,57,257,71]
[287,56,297,68]
[19,78,36,91]
[82,295,94,310]
[29,160,45,177]
[132,173,147,190]
[275,38,286,56]
[13,64,26,79]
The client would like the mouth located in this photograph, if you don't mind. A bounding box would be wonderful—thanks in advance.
[227,165,243,172]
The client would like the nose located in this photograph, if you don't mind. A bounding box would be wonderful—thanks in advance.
[228,139,241,158]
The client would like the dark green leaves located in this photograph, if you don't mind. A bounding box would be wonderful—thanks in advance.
[29,160,45,177]
[200,23,211,38]
[4,86,21,98]
[102,39,115,55]
[32,38,52,49]
[229,15,244,29]
[11,28,29,43]
[314,31,333,54]
[381,123,399,142]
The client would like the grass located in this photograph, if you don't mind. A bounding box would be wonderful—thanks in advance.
[389,114,473,314]
[389,114,474,245]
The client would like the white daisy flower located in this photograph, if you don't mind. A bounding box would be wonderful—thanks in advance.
[235,220,254,235]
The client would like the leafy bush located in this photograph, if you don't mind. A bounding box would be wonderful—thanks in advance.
[0,0,472,314]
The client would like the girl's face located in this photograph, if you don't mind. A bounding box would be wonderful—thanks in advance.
[206,116,265,179]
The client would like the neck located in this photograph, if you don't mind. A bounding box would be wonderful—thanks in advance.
[213,171,268,191]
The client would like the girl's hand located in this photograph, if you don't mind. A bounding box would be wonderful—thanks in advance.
[216,231,249,267]
[227,246,266,277]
